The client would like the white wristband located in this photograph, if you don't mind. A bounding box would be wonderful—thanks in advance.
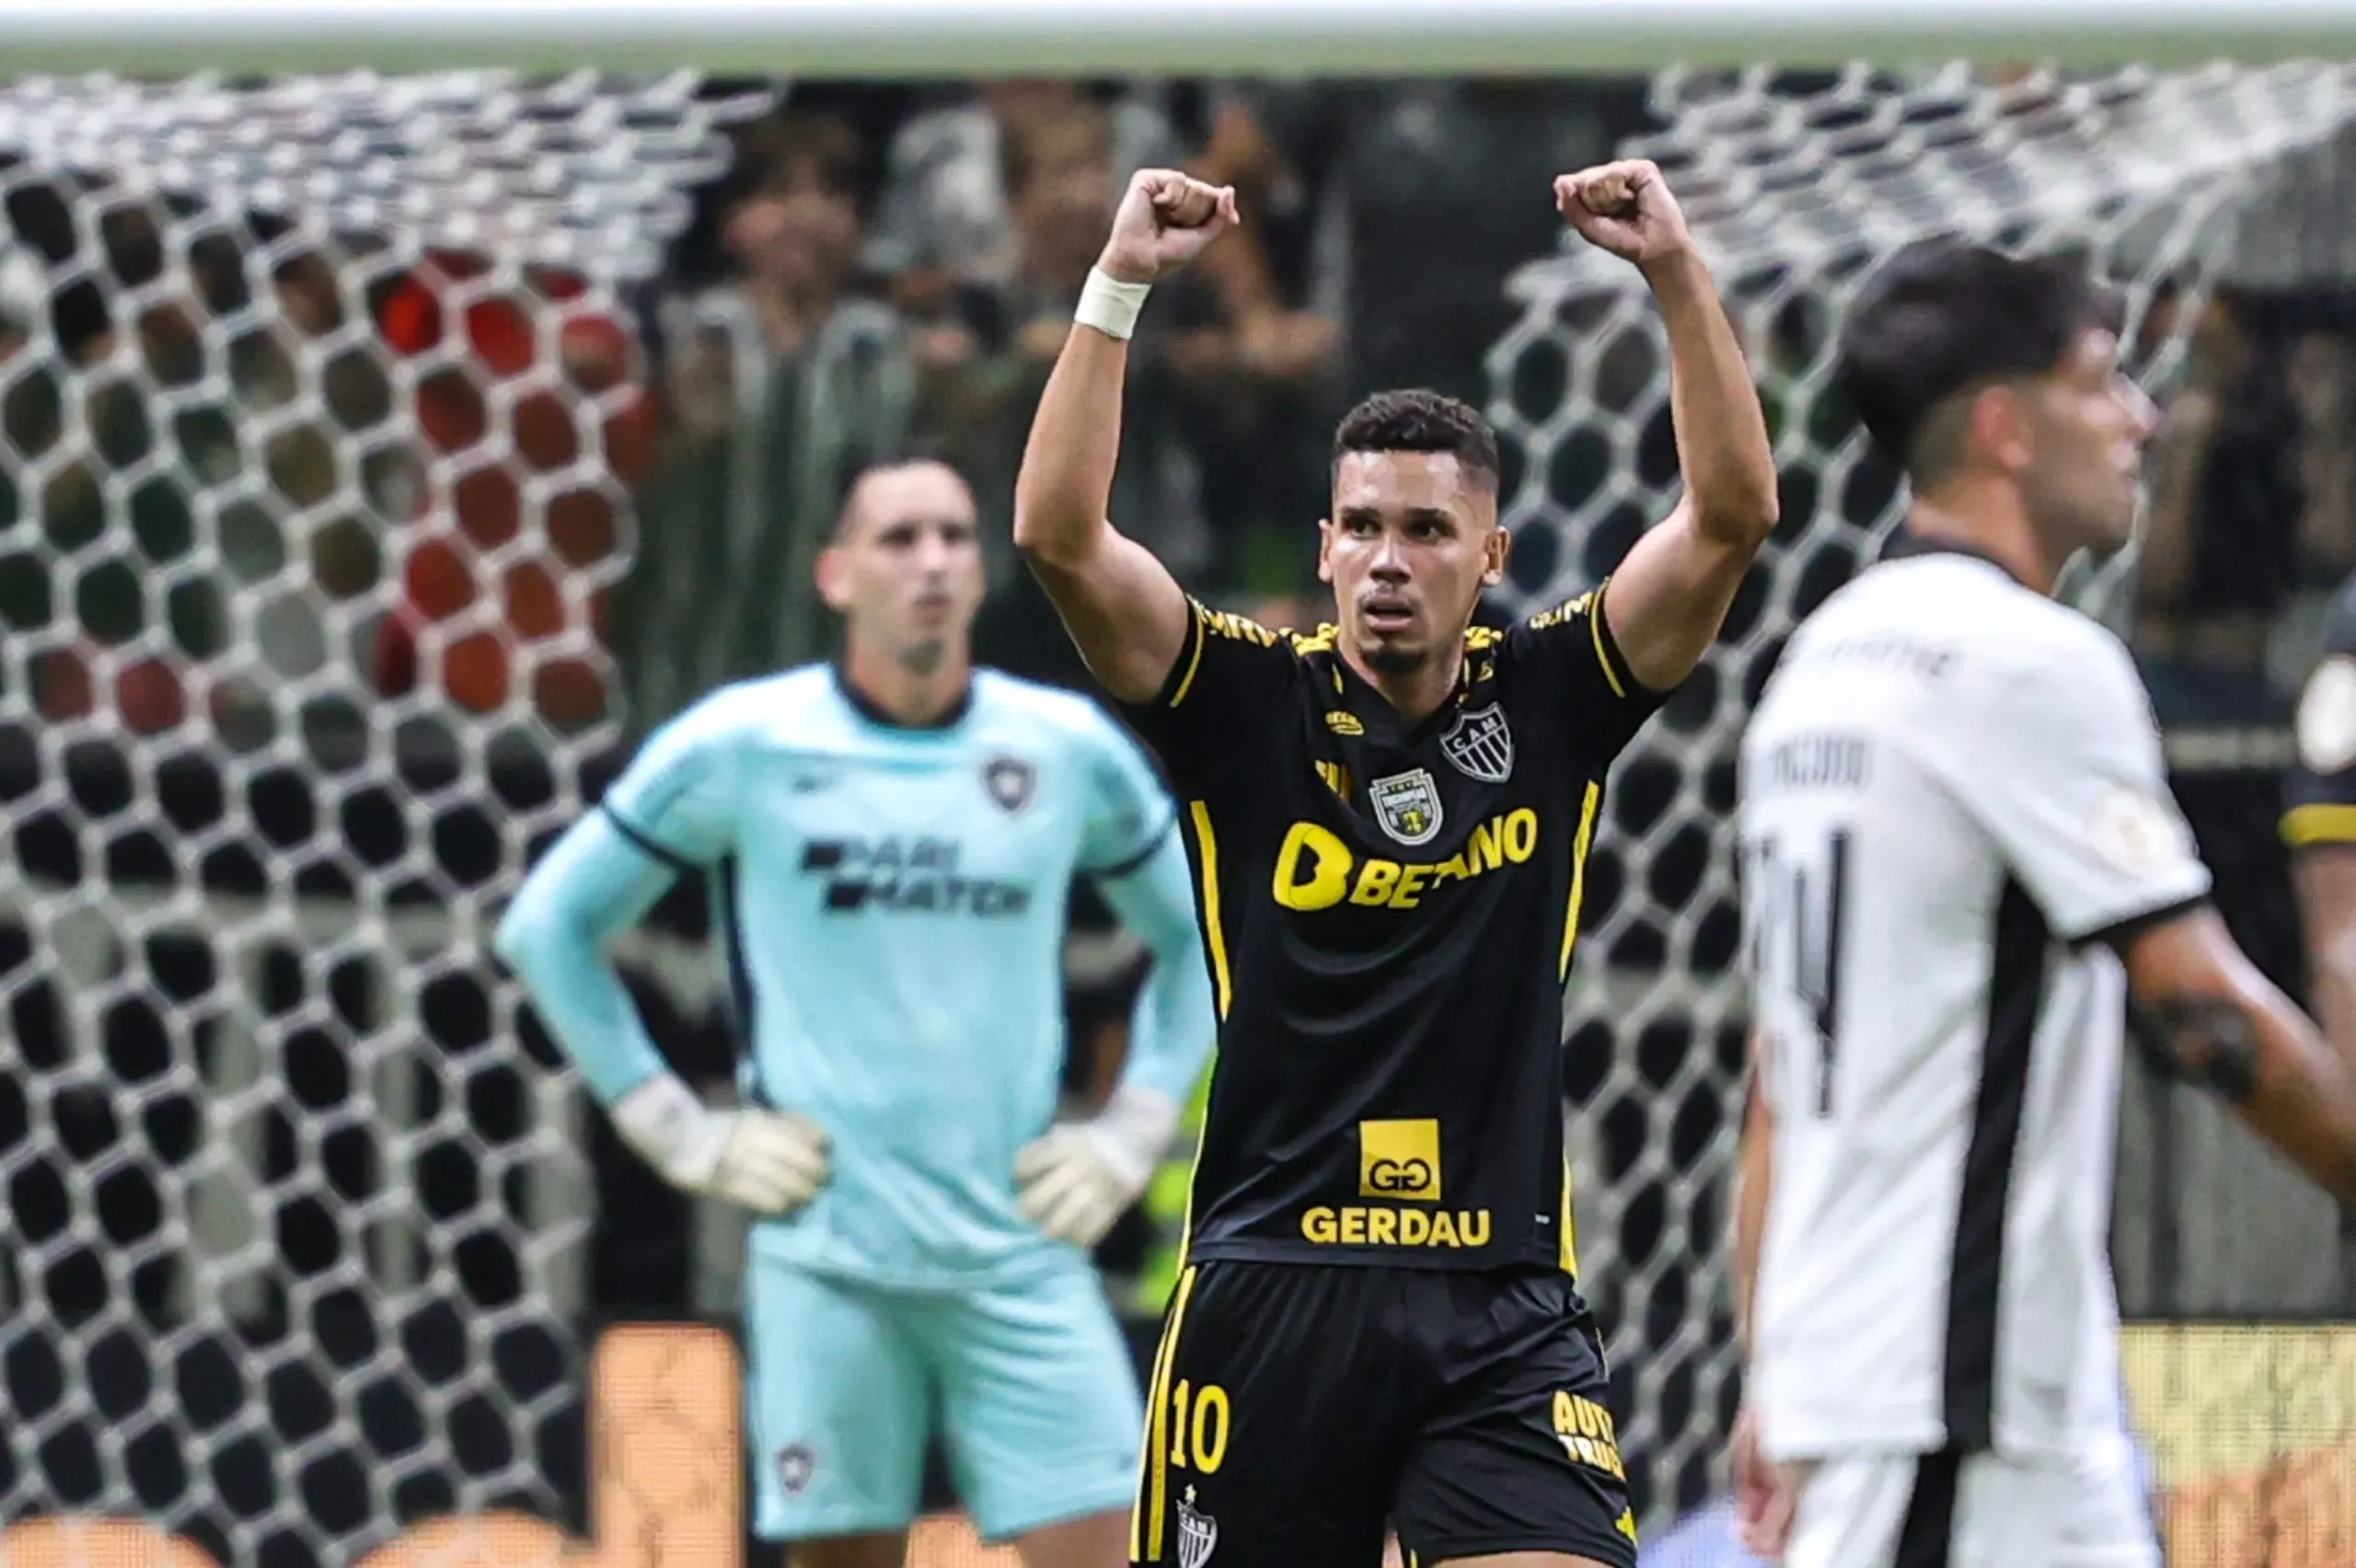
[1075,267,1152,341]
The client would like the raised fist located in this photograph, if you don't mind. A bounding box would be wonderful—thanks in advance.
[1555,159,1693,268]
[1097,168,1238,286]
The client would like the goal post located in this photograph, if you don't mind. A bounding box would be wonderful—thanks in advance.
[1486,56,2356,1537]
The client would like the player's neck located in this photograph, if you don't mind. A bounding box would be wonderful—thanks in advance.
[1903,489,2058,595]
[1339,636,1462,726]
[836,640,973,729]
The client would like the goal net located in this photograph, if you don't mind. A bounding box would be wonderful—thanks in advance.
[0,69,770,1568]
[1487,58,2356,1549]
[8,51,2356,1568]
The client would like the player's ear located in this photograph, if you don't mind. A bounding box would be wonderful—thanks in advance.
[814,544,853,614]
[1969,384,2035,474]
[1482,524,1509,588]
[1315,518,1335,585]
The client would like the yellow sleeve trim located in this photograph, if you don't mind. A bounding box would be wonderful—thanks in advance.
[1588,576,1630,700]
[2284,803,2356,847]
[1167,604,1209,709]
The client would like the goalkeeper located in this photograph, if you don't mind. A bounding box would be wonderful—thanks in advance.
[496,456,1215,1568]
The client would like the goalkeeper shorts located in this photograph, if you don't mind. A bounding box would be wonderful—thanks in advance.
[745,1251,1141,1542]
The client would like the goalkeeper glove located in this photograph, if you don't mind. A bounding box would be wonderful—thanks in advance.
[609,1075,829,1216]
[1014,1084,1181,1248]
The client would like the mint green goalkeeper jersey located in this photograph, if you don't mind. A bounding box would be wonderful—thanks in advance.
[522,664,1211,1290]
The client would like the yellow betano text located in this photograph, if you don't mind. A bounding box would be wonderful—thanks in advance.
[1273,808,1540,912]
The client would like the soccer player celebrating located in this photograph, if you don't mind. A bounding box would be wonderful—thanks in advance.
[496,456,1216,1568]
[1734,237,2356,1568]
[1013,163,1777,1567]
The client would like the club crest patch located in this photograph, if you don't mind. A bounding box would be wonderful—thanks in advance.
[1440,703,1514,783]
[983,755,1035,813]
[1176,1485,1218,1567]
[1370,767,1445,847]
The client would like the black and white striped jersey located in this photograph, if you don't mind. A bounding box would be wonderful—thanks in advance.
[1737,536,2211,1464]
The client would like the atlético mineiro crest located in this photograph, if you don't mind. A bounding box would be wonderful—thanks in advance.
[1440,703,1514,783]
[1176,1485,1218,1567]
[1369,767,1444,847]
[983,755,1035,813]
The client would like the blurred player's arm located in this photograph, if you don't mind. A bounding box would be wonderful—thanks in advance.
[1013,169,1238,704]
[2118,908,2356,1207]
[1017,721,1218,1247]
[2284,593,2356,1059]
[1554,161,1778,693]
[1732,1028,1773,1361]
[1728,1026,1798,1557]
[493,703,827,1216]
[2294,850,2356,1059]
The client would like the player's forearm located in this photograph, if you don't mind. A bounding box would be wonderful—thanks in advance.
[1011,324,1130,571]
[2165,986,2356,1210]
[494,814,678,1105]
[1645,248,1778,548]
[1099,830,1218,1106]
[2130,910,2356,1209]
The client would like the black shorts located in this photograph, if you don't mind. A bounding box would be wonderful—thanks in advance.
[1129,1259,1637,1568]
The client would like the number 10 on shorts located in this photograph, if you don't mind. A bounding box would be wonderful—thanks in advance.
[1166,1380,1231,1472]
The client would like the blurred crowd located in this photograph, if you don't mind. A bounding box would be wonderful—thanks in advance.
[0,76,1650,745]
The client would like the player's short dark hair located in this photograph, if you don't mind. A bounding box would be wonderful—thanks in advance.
[832,449,974,541]
[1332,389,1500,493]
[1836,236,2123,482]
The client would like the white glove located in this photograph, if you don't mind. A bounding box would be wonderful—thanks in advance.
[610,1075,829,1216]
[1015,1084,1181,1248]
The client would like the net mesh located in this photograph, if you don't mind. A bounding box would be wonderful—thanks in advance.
[0,68,768,1567]
[12,52,2356,1568]
[1485,58,2356,1529]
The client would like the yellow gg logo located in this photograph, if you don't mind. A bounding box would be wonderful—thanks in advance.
[1358,1118,1441,1201]
[1271,808,1540,912]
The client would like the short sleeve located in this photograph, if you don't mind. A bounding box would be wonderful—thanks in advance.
[1078,711,1180,878]
[1505,577,1674,768]
[1940,639,2211,946]
[2284,582,2356,848]
[1116,596,1302,794]
[596,697,743,868]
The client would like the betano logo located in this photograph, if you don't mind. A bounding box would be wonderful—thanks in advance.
[1273,808,1540,913]
[0,1327,1012,1568]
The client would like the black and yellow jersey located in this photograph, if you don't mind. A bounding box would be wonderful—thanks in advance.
[2288,572,2356,849]
[1120,585,1668,1272]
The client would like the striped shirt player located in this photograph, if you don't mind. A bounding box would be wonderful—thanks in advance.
[1733,235,2356,1568]
[1734,229,2356,1562]
[1738,536,2198,1567]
